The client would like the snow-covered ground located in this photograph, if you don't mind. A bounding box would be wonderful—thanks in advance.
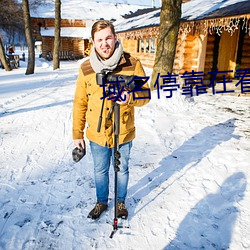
[0,50,249,250]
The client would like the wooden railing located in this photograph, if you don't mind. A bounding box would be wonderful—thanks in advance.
[46,51,82,61]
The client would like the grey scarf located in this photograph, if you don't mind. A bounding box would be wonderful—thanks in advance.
[90,41,123,73]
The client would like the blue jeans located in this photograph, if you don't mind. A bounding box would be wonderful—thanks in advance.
[90,140,132,205]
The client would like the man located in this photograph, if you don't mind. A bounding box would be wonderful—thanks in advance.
[72,20,150,220]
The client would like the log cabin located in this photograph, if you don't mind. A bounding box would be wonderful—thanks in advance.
[115,0,250,81]
[31,18,92,60]
[30,1,152,60]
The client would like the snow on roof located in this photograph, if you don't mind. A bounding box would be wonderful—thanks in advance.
[40,27,92,39]
[30,0,151,20]
[114,8,160,32]
[182,0,250,21]
[114,0,250,32]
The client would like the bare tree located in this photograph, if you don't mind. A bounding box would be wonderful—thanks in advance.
[0,0,24,36]
[29,0,47,8]
[0,37,11,71]
[0,0,23,71]
[53,0,61,70]
[150,0,182,89]
[22,0,35,75]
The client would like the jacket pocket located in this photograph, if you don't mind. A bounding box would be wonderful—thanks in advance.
[120,106,135,133]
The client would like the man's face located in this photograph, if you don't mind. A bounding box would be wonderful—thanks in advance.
[93,27,117,60]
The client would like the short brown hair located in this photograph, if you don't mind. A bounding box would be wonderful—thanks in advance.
[91,20,116,40]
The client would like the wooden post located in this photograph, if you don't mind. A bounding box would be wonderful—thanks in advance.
[197,34,208,73]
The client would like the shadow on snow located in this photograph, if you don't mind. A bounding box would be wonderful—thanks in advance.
[128,118,239,213]
[164,172,247,249]
[0,100,73,117]
[127,118,244,248]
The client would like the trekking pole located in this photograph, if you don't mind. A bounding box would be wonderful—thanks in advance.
[110,101,121,238]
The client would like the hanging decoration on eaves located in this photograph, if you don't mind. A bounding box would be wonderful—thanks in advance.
[117,15,250,40]
[179,15,250,37]
[117,26,159,40]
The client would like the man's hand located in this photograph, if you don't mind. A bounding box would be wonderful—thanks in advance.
[74,139,85,149]
[72,139,86,162]
[116,91,130,105]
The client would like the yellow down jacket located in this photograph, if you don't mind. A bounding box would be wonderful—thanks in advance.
[72,52,150,148]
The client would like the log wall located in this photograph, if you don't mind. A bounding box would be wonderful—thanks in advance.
[241,34,250,69]
[120,38,156,68]
[173,34,185,74]
[32,18,86,29]
[182,35,199,73]
[41,37,87,58]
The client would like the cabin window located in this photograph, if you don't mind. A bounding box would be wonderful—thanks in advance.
[150,38,155,53]
[137,38,156,54]
[137,38,145,53]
